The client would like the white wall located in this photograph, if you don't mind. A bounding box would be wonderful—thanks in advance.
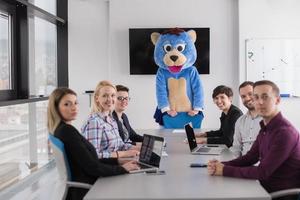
[68,0,240,129]
[239,0,300,130]
[68,0,110,129]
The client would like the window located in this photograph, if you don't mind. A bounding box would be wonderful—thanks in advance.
[28,0,56,16]
[0,1,16,101]
[0,0,67,191]
[28,17,57,97]
[0,101,51,185]
[0,11,12,90]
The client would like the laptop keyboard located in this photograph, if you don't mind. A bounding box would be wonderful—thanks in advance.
[138,163,151,169]
[196,147,211,153]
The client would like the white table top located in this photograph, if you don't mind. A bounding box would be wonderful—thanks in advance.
[84,129,271,200]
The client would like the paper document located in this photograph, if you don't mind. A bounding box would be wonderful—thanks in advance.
[162,151,168,157]
[172,129,185,133]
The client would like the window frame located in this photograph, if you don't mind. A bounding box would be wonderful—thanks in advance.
[0,0,17,101]
[0,0,68,106]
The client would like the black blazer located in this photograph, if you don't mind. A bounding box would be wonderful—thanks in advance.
[206,104,243,147]
[112,111,143,144]
[54,122,127,200]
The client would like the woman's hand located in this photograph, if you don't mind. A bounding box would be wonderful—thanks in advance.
[121,160,139,172]
[130,143,142,151]
[119,149,140,158]
[195,132,207,137]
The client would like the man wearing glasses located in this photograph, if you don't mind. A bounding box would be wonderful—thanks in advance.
[112,85,143,145]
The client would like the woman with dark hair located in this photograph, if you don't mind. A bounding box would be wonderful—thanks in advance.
[112,84,143,145]
[195,85,243,147]
[47,87,139,200]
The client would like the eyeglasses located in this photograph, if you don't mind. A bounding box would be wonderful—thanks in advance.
[117,96,131,101]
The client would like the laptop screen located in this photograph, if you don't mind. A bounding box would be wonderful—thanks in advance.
[139,134,164,167]
[185,123,198,151]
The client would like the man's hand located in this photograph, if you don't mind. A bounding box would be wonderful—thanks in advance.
[214,161,224,176]
[207,159,217,175]
[207,159,224,176]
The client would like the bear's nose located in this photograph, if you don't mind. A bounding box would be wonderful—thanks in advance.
[170,55,178,62]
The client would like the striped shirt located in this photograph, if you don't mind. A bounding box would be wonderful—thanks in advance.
[81,112,131,158]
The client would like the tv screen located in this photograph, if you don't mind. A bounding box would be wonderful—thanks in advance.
[129,28,210,75]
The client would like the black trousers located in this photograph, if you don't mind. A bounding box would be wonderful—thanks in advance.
[66,187,89,200]
[273,194,299,200]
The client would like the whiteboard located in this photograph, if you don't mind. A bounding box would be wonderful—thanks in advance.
[246,38,300,96]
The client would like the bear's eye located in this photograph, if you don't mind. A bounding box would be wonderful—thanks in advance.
[176,44,185,52]
[163,44,172,52]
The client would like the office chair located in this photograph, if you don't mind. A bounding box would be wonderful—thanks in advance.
[48,134,92,200]
[270,189,300,200]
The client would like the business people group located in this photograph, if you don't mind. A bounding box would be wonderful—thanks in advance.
[207,80,300,200]
[47,87,140,200]
[47,80,300,200]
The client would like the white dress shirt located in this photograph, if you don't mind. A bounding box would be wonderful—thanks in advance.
[230,111,262,157]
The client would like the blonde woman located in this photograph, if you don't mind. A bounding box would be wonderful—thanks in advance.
[47,87,139,200]
[82,81,139,158]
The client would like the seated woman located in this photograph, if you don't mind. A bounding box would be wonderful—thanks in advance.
[82,81,139,159]
[196,85,243,147]
[47,87,139,200]
[112,84,143,145]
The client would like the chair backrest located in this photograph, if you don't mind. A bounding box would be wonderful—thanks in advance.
[48,134,72,181]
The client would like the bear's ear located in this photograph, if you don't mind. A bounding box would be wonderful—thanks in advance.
[151,32,160,45]
[187,30,197,43]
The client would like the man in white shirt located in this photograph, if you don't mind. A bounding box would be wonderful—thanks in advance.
[230,81,262,157]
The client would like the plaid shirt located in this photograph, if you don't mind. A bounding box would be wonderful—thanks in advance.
[81,112,132,158]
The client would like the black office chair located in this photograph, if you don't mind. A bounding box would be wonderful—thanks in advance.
[270,189,300,200]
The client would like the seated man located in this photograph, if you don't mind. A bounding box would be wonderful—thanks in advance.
[207,80,300,199]
[196,85,243,147]
[230,81,262,157]
[112,84,143,145]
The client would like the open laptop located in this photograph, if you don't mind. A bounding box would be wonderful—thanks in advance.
[184,123,225,155]
[130,134,164,174]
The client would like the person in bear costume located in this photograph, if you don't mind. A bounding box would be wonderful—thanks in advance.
[151,28,204,128]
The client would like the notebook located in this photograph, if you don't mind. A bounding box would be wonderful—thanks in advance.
[184,123,225,155]
[129,134,164,174]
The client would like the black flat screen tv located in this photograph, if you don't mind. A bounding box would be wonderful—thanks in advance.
[129,28,210,75]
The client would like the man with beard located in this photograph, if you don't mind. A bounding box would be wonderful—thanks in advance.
[230,81,262,157]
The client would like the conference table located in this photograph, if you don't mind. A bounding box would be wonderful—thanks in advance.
[84,129,271,200]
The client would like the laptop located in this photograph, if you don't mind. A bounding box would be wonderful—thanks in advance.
[184,123,225,155]
[130,134,164,174]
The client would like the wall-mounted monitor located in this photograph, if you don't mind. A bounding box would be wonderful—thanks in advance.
[129,28,210,75]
